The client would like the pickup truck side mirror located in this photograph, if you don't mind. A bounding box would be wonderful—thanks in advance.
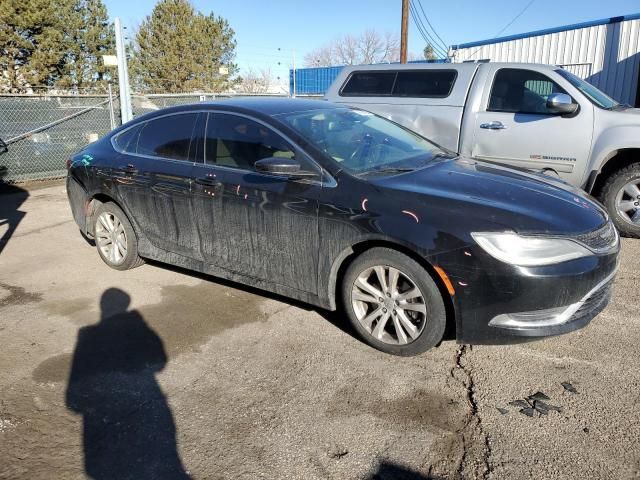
[254,157,317,178]
[546,93,578,115]
[0,138,8,155]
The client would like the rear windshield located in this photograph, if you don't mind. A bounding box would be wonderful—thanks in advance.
[340,70,457,98]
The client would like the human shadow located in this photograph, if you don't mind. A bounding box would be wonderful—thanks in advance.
[65,288,190,479]
[365,461,441,480]
[0,162,29,257]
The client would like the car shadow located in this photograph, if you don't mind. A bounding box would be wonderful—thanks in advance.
[144,259,458,348]
[65,288,191,479]
[145,259,362,343]
[0,166,29,257]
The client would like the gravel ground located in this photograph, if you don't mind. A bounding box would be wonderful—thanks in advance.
[0,183,638,480]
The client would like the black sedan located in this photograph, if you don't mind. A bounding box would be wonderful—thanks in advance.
[67,98,619,356]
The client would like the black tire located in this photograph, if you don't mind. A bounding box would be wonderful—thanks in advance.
[600,162,640,238]
[341,247,447,356]
[93,202,144,270]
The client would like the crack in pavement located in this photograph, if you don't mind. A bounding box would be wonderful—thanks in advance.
[451,345,493,479]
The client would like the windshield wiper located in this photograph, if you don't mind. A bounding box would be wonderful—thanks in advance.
[358,167,416,177]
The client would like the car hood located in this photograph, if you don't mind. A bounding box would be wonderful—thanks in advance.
[372,157,608,235]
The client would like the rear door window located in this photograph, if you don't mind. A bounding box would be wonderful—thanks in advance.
[392,70,457,97]
[135,113,199,161]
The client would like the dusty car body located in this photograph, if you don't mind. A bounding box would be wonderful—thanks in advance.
[67,98,619,355]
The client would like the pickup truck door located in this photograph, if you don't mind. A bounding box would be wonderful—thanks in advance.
[469,66,593,186]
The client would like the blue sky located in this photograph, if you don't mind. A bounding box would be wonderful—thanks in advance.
[103,0,640,82]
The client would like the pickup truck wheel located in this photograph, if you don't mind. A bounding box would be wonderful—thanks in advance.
[600,162,640,238]
[341,247,446,356]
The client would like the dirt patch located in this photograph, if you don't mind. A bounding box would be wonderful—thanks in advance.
[32,353,72,384]
[0,283,42,308]
[43,298,94,321]
[327,383,466,433]
[136,282,271,357]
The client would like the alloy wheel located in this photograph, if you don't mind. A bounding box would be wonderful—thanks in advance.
[96,212,128,265]
[616,178,640,226]
[351,265,427,345]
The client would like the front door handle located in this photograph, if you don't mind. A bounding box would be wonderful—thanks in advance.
[480,121,506,130]
[195,176,222,187]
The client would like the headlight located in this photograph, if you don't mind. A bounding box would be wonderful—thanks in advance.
[471,232,592,266]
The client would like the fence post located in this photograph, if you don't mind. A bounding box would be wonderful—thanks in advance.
[107,83,116,129]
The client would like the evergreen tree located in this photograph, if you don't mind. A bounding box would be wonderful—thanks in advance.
[0,0,66,90]
[58,0,115,90]
[423,44,437,60]
[0,0,114,92]
[131,0,238,93]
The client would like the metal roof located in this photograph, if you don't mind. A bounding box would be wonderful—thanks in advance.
[451,12,640,50]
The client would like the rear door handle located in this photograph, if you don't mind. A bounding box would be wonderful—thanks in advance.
[480,121,506,130]
[118,164,138,174]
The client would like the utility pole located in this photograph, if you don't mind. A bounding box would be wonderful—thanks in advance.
[114,17,133,123]
[400,0,409,63]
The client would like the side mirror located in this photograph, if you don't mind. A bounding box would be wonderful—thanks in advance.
[546,93,578,115]
[254,157,316,177]
[0,138,8,155]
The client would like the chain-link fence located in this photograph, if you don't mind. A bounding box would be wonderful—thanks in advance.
[0,92,117,183]
[0,91,321,184]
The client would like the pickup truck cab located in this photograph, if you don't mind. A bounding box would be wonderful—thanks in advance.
[325,62,640,237]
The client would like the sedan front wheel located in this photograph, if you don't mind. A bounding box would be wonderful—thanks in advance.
[342,247,447,356]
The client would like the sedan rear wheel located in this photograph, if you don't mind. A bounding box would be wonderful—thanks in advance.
[93,202,144,270]
[342,247,447,356]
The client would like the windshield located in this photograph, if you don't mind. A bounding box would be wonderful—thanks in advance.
[278,108,451,175]
[556,69,619,109]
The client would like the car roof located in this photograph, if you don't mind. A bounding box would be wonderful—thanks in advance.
[204,97,341,115]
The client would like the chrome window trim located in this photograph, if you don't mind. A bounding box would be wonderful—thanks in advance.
[110,109,337,188]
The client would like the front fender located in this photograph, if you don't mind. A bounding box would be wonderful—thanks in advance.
[588,124,640,183]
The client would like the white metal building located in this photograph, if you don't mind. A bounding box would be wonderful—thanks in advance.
[450,13,640,106]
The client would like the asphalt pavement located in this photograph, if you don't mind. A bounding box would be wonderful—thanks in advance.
[0,183,638,479]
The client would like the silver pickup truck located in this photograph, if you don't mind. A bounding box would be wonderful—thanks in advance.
[325,62,640,237]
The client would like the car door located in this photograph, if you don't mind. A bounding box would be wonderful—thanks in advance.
[112,112,200,258]
[190,111,322,294]
[471,66,594,185]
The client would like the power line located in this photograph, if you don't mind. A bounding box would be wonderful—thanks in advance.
[414,0,448,52]
[409,3,447,58]
[409,2,448,58]
[462,0,537,60]
[495,0,537,38]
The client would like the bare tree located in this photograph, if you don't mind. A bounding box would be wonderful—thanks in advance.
[304,29,400,67]
[237,67,274,94]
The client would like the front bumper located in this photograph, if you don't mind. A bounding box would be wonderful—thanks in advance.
[433,244,619,345]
